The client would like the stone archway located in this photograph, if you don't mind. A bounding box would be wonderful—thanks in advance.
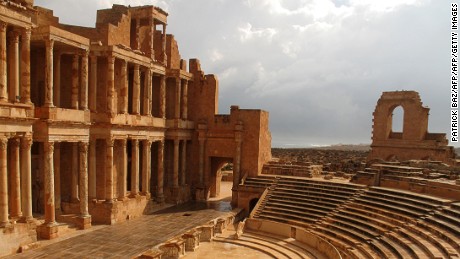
[209,157,232,198]
[368,91,456,164]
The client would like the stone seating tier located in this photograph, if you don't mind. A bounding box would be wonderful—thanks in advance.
[269,197,337,209]
[274,187,356,200]
[276,181,360,194]
[362,192,434,214]
[356,197,425,218]
[370,186,451,206]
[312,226,378,259]
[249,175,460,258]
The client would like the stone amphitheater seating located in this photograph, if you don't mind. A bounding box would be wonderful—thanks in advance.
[214,231,316,259]
[248,176,460,259]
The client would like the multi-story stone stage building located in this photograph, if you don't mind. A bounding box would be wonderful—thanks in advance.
[0,0,271,254]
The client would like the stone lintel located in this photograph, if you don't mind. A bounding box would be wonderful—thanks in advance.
[0,5,32,29]
[31,26,90,50]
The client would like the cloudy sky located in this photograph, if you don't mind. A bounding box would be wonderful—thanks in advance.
[35,0,453,147]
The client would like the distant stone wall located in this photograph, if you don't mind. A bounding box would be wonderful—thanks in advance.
[262,162,322,177]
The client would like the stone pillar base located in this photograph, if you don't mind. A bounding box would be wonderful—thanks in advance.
[156,194,165,203]
[76,215,92,230]
[37,223,59,240]
[195,186,209,201]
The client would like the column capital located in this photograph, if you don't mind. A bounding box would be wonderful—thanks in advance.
[8,30,19,43]
[107,55,115,64]
[44,141,55,153]
[0,137,7,150]
[134,63,140,70]
[90,54,97,62]
[132,139,139,147]
[10,137,20,148]
[106,138,114,147]
[0,22,6,32]
[79,49,89,57]
[22,28,31,38]
[45,39,54,50]
[21,136,32,150]
[120,139,127,148]
[79,142,89,153]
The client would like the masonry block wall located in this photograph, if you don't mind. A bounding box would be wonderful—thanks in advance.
[0,1,272,255]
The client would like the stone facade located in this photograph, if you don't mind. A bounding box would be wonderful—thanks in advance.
[0,0,271,255]
[368,91,456,164]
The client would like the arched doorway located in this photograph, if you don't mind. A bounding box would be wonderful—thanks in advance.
[389,105,404,139]
[209,157,233,199]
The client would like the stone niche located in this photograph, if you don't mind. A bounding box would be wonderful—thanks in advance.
[368,91,456,164]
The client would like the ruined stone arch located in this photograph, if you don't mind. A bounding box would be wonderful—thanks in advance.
[368,91,456,164]
[388,105,404,138]
[372,91,429,142]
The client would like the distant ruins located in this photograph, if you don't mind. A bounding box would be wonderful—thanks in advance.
[368,91,456,164]
[0,0,271,255]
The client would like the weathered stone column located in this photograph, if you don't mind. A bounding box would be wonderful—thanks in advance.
[88,139,96,200]
[107,56,115,115]
[71,55,79,109]
[144,69,152,116]
[20,135,32,220]
[133,64,140,115]
[44,141,56,225]
[10,138,21,218]
[8,31,19,102]
[53,143,61,213]
[148,19,154,59]
[78,142,89,217]
[180,140,187,186]
[105,138,114,203]
[173,139,179,188]
[0,137,8,227]
[89,55,97,112]
[53,53,60,106]
[181,80,188,120]
[198,139,205,185]
[135,18,140,50]
[118,139,127,200]
[157,140,164,202]
[162,24,167,63]
[0,23,6,101]
[130,139,139,196]
[142,140,151,194]
[44,40,54,107]
[159,75,166,118]
[174,79,181,119]
[120,60,128,114]
[21,29,31,104]
[80,51,88,110]
[71,143,79,202]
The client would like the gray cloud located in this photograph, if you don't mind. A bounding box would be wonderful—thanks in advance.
[35,0,454,147]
